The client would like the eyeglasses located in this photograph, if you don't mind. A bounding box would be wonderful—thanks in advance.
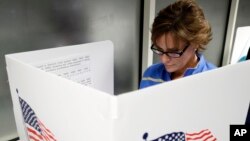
[151,44,190,58]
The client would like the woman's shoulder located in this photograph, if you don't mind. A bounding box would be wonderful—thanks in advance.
[140,63,167,89]
[205,61,217,69]
[143,63,165,76]
[198,54,217,70]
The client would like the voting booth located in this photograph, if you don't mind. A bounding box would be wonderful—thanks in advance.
[231,26,250,63]
[5,40,250,141]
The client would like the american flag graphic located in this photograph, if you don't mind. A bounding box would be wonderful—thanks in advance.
[143,129,217,141]
[18,89,57,141]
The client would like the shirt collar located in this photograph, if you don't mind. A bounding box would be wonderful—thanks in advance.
[184,53,205,76]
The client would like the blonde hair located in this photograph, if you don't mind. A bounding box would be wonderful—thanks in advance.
[151,0,212,51]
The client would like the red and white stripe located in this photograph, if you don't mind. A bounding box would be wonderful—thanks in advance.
[186,129,217,141]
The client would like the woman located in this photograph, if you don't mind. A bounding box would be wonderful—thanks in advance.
[140,0,216,89]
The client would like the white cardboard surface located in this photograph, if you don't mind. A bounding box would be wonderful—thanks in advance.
[5,40,250,141]
[231,26,250,64]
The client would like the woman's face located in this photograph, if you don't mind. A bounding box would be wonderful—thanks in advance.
[155,32,198,74]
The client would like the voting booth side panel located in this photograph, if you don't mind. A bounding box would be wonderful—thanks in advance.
[113,61,250,141]
[6,57,29,141]
[6,56,116,141]
[5,40,116,141]
[6,40,114,95]
[231,26,250,64]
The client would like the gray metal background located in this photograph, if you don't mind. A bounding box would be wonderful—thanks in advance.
[0,0,141,98]
[235,0,250,27]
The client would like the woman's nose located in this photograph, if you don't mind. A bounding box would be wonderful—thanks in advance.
[160,54,171,64]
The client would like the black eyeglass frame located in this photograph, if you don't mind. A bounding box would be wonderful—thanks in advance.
[150,44,190,58]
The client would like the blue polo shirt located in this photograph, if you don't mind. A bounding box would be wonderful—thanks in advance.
[139,54,217,89]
